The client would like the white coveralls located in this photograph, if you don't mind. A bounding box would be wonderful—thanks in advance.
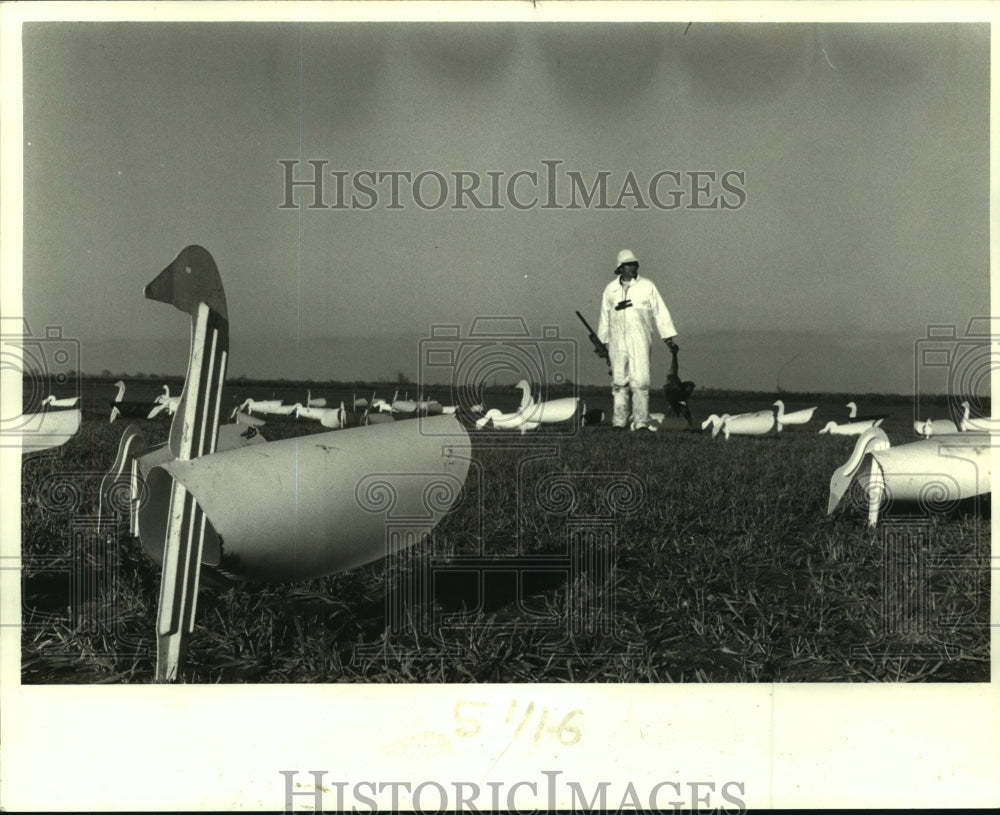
[596,275,678,428]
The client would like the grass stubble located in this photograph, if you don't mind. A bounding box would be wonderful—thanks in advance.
[18,389,991,683]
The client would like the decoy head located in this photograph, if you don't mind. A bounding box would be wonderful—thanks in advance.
[162,385,171,397]
[819,421,834,434]
[145,245,228,319]
[41,395,54,406]
[113,381,126,402]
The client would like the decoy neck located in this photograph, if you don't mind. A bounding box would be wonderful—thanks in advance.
[146,245,230,460]
[514,380,532,405]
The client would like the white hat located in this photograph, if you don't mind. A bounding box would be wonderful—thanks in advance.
[615,249,639,271]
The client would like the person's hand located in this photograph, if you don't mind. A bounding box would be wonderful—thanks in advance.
[665,337,679,351]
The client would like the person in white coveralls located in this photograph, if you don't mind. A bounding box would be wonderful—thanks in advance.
[596,249,679,431]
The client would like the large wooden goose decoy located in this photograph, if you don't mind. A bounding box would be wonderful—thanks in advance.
[143,245,230,682]
[121,246,469,682]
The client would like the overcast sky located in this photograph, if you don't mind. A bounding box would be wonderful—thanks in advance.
[14,17,991,392]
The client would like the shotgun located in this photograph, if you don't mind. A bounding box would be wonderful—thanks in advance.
[575,310,611,373]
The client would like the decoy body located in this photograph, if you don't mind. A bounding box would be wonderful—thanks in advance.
[390,390,417,414]
[41,394,80,408]
[307,390,328,408]
[17,407,81,453]
[828,426,992,525]
[294,401,348,428]
[718,410,775,440]
[819,418,884,436]
[701,410,774,439]
[230,398,285,418]
[773,400,817,431]
[913,417,959,438]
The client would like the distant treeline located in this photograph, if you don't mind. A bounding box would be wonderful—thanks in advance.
[37,374,982,407]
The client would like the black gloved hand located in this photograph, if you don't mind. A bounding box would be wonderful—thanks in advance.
[665,337,679,352]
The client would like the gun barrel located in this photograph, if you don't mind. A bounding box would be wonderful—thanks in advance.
[575,310,610,370]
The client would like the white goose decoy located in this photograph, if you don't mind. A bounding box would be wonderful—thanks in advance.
[718,410,775,440]
[230,398,285,418]
[41,394,80,408]
[142,244,230,681]
[819,418,884,436]
[147,385,182,419]
[913,417,959,438]
[306,390,328,408]
[845,401,890,423]
[390,390,417,414]
[294,401,348,429]
[474,408,541,434]
[118,246,470,684]
[828,426,992,525]
[959,401,992,433]
[773,400,817,432]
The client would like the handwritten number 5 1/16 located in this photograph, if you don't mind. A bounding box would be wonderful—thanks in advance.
[454,699,583,745]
